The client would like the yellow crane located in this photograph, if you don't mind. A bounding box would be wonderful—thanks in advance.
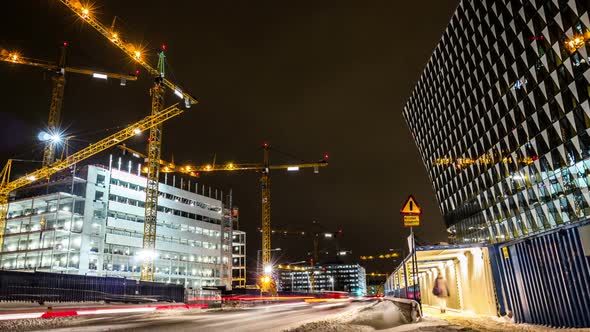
[58,1,198,281]
[266,223,342,291]
[117,144,329,292]
[0,46,138,167]
[0,104,183,251]
[267,225,343,265]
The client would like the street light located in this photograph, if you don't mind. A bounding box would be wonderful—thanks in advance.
[256,248,281,275]
[328,276,334,291]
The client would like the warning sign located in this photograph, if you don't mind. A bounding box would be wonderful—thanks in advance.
[400,195,422,215]
[502,247,509,259]
[404,215,420,227]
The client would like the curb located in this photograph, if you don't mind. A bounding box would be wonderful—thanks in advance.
[0,303,208,321]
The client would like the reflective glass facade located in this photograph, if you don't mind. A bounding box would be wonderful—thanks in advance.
[404,0,590,243]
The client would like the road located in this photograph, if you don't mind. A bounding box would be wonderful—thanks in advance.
[30,301,367,332]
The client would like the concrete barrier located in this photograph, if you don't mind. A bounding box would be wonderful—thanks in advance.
[384,297,421,323]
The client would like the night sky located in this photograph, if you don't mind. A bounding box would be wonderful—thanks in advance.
[0,1,459,276]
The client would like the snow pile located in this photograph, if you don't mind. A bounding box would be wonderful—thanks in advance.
[0,317,76,332]
[285,301,407,332]
[344,300,407,329]
[286,321,372,332]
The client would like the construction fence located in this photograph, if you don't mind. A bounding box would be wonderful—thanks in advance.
[0,270,185,304]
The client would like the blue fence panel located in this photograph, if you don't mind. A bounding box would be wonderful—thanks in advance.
[0,270,185,303]
[490,224,590,328]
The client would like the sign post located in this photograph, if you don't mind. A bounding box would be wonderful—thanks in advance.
[400,195,422,308]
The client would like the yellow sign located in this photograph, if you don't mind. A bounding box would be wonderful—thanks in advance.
[400,195,422,215]
[502,247,509,259]
[404,215,420,227]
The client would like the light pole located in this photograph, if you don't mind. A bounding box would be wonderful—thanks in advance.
[256,248,281,276]
[284,261,306,292]
[257,248,281,296]
[329,276,334,291]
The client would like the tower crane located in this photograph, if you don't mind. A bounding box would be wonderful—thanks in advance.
[58,1,198,281]
[0,104,183,251]
[116,143,328,292]
[265,222,343,290]
[0,46,138,167]
[266,224,343,265]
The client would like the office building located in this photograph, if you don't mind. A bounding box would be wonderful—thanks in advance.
[231,230,246,288]
[0,154,236,289]
[277,263,366,295]
[403,0,590,243]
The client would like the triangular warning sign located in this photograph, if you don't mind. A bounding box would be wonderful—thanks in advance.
[400,195,422,215]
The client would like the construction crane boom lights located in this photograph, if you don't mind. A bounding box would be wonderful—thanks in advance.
[61,0,198,106]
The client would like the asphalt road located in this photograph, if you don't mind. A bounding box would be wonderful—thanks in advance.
[31,301,367,332]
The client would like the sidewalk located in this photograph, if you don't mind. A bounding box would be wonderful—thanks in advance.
[420,306,590,332]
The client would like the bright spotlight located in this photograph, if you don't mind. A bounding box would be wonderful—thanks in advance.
[92,73,108,80]
[133,128,142,135]
[38,131,51,142]
[264,265,272,274]
[38,131,63,144]
[50,134,62,143]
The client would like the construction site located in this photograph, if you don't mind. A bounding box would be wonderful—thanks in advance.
[0,1,330,299]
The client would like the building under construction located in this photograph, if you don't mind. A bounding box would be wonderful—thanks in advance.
[0,152,241,289]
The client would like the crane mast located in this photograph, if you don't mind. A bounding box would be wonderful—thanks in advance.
[0,104,183,250]
[261,144,272,277]
[141,51,166,281]
[44,44,67,167]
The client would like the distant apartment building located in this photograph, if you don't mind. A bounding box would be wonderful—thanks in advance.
[231,230,246,288]
[277,263,366,295]
[0,154,239,289]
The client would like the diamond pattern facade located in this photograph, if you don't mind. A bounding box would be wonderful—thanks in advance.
[404,0,590,243]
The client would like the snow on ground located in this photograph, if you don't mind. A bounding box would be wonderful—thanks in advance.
[0,317,77,332]
[285,301,407,332]
[285,301,590,332]
[421,306,590,332]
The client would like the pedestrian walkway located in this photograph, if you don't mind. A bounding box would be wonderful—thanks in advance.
[419,306,590,332]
